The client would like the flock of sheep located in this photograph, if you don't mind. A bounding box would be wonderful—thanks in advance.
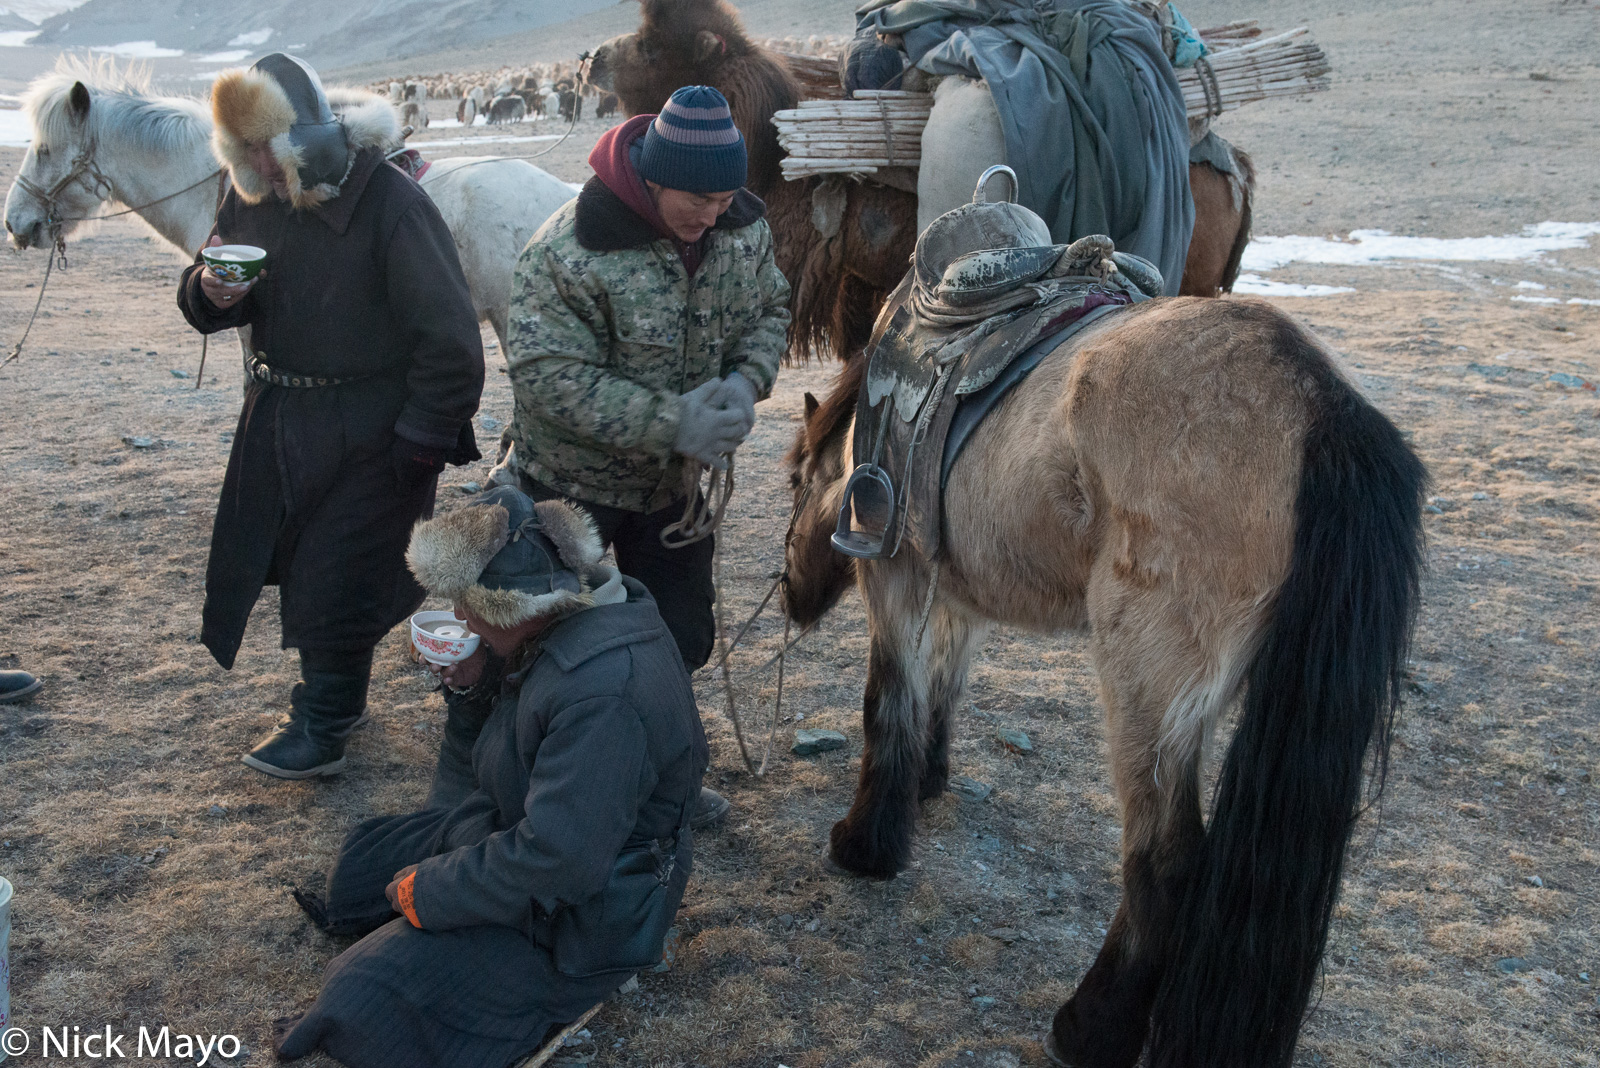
[374,34,849,130]
[378,62,603,129]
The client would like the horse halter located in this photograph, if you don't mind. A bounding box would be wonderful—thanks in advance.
[13,132,116,256]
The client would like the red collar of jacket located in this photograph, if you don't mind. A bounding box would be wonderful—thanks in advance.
[579,114,764,272]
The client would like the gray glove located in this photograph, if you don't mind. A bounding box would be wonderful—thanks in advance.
[711,372,759,437]
[674,378,747,470]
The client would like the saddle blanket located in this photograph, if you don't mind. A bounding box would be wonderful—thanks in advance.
[850,279,1146,561]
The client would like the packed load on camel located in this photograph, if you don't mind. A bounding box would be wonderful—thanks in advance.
[769,0,1328,295]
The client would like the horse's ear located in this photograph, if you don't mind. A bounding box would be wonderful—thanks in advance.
[68,82,91,122]
[804,392,819,420]
[694,29,725,62]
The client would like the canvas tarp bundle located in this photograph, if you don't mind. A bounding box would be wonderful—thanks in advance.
[858,0,1194,294]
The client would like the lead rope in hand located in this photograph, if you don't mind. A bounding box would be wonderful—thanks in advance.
[662,455,780,776]
[659,457,735,549]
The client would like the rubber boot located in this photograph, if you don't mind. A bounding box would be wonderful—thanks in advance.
[242,647,374,779]
[0,670,43,704]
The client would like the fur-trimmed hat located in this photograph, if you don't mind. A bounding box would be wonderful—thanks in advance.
[406,487,606,629]
[211,53,397,211]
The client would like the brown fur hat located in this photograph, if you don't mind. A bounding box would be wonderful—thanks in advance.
[406,490,606,629]
[211,59,398,211]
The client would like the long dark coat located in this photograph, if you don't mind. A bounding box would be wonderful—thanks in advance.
[275,579,710,1068]
[178,148,484,667]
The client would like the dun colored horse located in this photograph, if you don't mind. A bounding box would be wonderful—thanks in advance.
[783,297,1427,1067]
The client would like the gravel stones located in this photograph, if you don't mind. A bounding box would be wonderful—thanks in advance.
[948,776,993,802]
[995,729,1032,754]
[792,728,848,756]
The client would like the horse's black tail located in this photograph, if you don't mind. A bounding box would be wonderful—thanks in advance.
[1147,320,1428,1068]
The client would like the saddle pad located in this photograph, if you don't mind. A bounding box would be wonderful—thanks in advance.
[941,300,1130,491]
[853,289,1142,561]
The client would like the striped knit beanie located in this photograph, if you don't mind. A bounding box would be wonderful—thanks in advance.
[636,85,747,194]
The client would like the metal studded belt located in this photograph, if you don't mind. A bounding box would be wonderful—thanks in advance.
[246,351,366,388]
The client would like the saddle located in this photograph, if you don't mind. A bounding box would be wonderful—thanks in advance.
[834,167,1160,561]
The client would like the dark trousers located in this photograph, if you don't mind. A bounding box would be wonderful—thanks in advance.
[521,479,715,671]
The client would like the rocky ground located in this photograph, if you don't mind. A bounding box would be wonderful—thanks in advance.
[1,0,1598,1065]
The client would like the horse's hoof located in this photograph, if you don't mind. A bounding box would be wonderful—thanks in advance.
[827,819,904,880]
[1041,1032,1072,1067]
[819,851,854,878]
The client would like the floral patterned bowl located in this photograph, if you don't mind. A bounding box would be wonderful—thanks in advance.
[200,244,267,284]
[410,610,480,665]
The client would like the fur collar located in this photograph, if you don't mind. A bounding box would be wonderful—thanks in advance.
[574,176,766,253]
[211,70,399,212]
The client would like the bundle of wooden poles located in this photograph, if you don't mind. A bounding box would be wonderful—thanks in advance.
[1178,27,1330,118]
[775,90,931,179]
[773,21,1330,179]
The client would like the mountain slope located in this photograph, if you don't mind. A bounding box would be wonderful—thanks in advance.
[26,0,621,69]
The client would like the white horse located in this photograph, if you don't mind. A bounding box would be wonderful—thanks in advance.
[3,58,575,353]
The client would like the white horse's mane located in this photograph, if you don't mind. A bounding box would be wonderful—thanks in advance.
[23,54,210,153]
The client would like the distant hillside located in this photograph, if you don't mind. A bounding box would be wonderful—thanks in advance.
[329,0,864,81]
[25,0,621,70]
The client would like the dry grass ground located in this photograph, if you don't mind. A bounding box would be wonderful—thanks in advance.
[0,211,1595,1065]
[3,0,1600,1060]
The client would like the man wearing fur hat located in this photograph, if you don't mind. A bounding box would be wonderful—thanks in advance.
[504,84,790,673]
[275,487,707,1068]
[177,54,485,779]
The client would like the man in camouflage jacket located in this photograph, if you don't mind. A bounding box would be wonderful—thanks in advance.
[505,85,789,674]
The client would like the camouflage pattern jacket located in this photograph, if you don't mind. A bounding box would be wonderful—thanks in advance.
[507,179,791,512]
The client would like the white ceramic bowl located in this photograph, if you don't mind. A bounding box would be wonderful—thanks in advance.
[410,610,481,665]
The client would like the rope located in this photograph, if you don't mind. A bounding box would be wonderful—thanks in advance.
[1195,55,1223,118]
[62,167,222,224]
[659,458,735,548]
[713,541,788,779]
[4,239,61,365]
[191,172,232,390]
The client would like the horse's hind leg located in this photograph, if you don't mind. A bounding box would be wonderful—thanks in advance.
[1050,580,1248,1067]
[829,559,938,878]
[920,604,986,801]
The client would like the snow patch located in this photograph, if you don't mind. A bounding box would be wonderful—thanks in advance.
[0,29,38,46]
[1242,223,1600,272]
[92,40,184,58]
[0,107,31,146]
[228,28,273,47]
[1514,280,1547,290]
[1233,274,1355,298]
[196,49,251,63]
[1513,296,1600,308]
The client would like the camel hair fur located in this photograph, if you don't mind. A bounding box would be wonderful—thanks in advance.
[590,0,1257,362]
